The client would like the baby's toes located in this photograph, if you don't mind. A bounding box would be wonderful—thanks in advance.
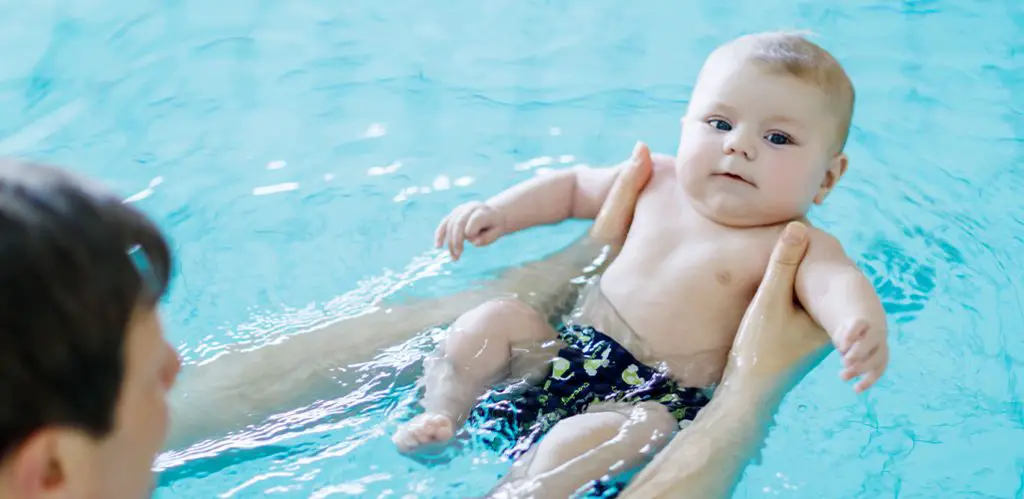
[392,413,455,453]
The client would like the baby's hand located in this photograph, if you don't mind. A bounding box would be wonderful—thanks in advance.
[835,318,889,393]
[434,201,507,261]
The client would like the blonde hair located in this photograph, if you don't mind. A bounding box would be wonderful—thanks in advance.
[718,31,855,152]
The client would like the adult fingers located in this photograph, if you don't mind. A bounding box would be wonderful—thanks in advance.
[752,221,810,305]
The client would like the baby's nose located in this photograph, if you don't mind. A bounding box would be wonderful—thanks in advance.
[723,134,756,161]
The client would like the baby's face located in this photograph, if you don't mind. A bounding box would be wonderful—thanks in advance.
[675,56,846,227]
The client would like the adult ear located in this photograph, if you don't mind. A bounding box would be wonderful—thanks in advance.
[4,428,95,499]
[814,152,848,205]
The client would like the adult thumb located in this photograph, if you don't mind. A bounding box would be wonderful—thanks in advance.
[758,221,810,297]
[631,141,652,163]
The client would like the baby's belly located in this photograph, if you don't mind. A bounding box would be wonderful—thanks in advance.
[580,261,757,387]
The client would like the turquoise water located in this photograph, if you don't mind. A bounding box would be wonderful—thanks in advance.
[1,0,1021,497]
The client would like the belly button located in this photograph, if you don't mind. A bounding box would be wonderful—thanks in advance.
[716,270,732,286]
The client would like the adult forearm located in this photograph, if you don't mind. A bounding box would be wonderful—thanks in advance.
[165,232,612,451]
[620,376,787,498]
[165,296,477,450]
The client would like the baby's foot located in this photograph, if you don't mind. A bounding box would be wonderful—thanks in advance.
[591,141,654,244]
[392,413,456,453]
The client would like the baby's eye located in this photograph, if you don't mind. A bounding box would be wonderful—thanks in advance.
[707,119,732,131]
[765,132,793,145]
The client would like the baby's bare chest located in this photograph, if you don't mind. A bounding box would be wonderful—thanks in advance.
[599,196,784,355]
[606,227,775,314]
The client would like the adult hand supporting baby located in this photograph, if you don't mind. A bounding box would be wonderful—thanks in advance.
[722,221,832,380]
[618,221,831,499]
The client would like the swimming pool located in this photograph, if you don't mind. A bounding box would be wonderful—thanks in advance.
[1,0,1021,497]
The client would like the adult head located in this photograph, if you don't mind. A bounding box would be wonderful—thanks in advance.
[0,160,180,499]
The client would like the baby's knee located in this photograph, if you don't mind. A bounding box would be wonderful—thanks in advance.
[451,298,551,343]
[469,298,540,323]
[541,413,625,461]
[630,402,678,441]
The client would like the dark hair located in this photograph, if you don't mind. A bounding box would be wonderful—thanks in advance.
[0,160,173,462]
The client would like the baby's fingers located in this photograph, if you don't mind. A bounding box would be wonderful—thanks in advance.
[838,341,870,380]
[854,368,883,393]
[448,208,475,261]
[464,210,490,241]
[472,228,501,247]
[842,337,878,368]
[836,318,869,354]
[842,348,887,391]
[840,365,858,381]
[434,215,451,249]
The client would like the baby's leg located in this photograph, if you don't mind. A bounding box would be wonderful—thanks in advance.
[392,298,558,453]
[490,401,678,499]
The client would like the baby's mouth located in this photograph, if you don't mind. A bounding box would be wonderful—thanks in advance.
[714,172,756,187]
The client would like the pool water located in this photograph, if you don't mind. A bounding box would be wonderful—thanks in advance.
[1,0,1022,497]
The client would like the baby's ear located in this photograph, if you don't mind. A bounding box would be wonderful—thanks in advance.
[814,153,848,205]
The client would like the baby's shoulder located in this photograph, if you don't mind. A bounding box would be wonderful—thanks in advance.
[747,222,843,255]
[808,225,840,244]
[768,219,841,245]
[650,153,677,174]
[644,153,678,187]
[801,224,852,262]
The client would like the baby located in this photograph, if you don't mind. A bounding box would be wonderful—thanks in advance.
[394,31,889,495]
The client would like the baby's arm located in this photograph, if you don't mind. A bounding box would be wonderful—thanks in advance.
[795,229,889,392]
[485,164,621,234]
[437,144,653,260]
[486,143,653,234]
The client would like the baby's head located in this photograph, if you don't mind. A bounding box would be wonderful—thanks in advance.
[676,31,855,227]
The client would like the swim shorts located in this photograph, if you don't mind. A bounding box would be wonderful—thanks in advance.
[469,324,711,461]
